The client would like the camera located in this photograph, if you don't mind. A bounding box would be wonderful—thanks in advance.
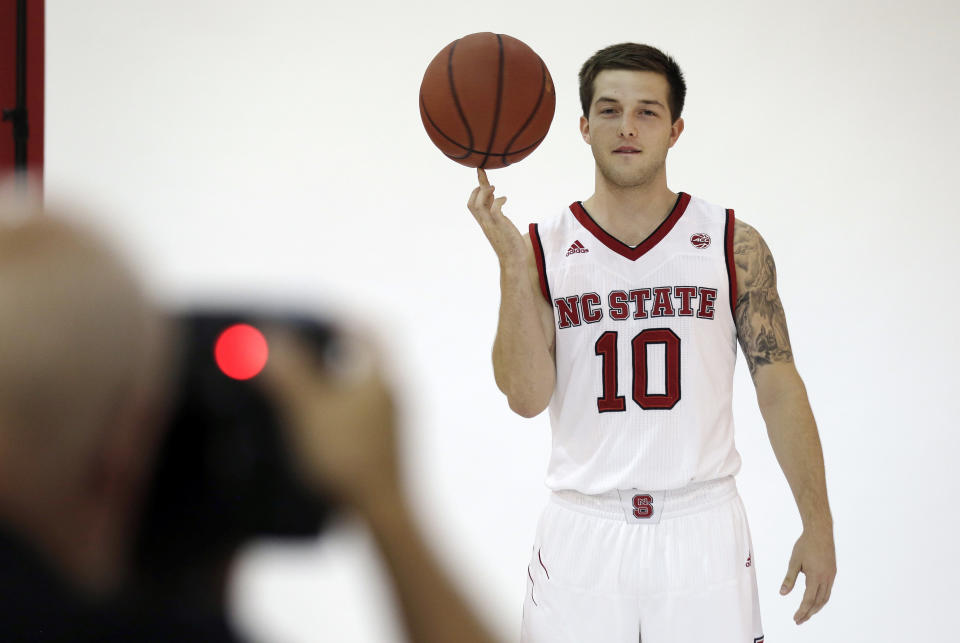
[133,308,338,591]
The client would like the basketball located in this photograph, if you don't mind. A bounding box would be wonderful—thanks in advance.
[419,32,556,170]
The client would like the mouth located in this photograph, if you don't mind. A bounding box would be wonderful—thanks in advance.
[613,147,641,154]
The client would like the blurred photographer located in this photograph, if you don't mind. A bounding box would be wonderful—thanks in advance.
[132,315,498,643]
[0,197,496,642]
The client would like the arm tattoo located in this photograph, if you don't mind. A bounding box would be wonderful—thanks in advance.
[733,220,794,377]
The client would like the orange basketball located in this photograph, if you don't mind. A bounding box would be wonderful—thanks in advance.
[419,32,556,169]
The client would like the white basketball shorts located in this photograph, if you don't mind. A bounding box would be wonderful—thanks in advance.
[520,476,764,643]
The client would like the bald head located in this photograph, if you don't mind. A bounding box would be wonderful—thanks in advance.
[0,205,165,453]
[0,198,173,591]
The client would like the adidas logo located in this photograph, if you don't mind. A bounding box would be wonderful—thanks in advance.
[565,240,589,257]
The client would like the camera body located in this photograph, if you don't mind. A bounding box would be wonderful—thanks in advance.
[133,309,337,587]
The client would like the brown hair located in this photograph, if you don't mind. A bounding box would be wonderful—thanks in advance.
[578,43,686,122]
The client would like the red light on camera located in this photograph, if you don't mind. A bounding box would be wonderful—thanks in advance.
[214,323,268,380]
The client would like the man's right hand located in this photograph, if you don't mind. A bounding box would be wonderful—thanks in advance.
[466,169,557,417]
[259,328,400,513]
[466,168,526,266]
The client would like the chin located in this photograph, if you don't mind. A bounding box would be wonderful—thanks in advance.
[613,150,670,184]
[592,148,658,189]
[602,167,654,189]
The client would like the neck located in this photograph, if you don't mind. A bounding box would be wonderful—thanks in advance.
[582,166,677,246]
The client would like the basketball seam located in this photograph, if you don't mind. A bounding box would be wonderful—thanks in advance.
[445,134,548,158]
[420,93,548,158]
[446,38,475,158]
[419,92,473,160]
[479,34,505,169]
[500,56,548,167]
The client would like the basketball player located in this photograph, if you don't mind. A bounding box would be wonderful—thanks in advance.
[466,43,835,642]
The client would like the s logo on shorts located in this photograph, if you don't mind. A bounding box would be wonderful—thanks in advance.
[632,494,654,519]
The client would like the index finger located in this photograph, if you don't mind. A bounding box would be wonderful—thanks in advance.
[477,167,490,187]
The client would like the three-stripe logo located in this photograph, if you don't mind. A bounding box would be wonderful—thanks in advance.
[565,240,589,257]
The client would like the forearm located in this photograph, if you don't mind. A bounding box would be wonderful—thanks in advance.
[735,222,836,620]
[757,369,832,531]
[492,257,554,417]
[358,490,497,643]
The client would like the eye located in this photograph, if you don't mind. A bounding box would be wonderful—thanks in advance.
[641,110,656,117]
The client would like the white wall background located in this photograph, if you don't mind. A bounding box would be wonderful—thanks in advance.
[44,0,959,641]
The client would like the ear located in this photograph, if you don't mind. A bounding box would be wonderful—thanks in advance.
[668,117,684,148]
[579,115,591,144]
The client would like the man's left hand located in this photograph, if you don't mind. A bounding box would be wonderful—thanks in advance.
[779,528,837,624]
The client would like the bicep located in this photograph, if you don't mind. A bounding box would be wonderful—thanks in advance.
[733,220,794,379]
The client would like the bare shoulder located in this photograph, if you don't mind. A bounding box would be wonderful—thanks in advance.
[733,218,766,269]
[732,218,775,292]
[732,218,794,377]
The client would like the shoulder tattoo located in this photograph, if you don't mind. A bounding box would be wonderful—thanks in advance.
[733,220,794,377]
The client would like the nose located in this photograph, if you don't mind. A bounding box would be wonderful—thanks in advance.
[618,114,639,138]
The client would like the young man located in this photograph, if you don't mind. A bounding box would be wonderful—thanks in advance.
[466,43,836,642]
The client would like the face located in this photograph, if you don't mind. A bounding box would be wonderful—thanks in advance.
[580,69,684,189]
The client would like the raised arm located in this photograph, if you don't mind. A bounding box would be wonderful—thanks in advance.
[261,331,498,643]
[733,219,836,626]
[467,169,555,417]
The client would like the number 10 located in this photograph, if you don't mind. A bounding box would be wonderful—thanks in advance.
[594,328,681,412]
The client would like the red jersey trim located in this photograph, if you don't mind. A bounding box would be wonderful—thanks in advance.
[529,223,551,303]
[568,192,691,261]
[724,208,738,319]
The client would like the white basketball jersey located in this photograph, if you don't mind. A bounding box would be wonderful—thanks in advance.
[529,193,741,493]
